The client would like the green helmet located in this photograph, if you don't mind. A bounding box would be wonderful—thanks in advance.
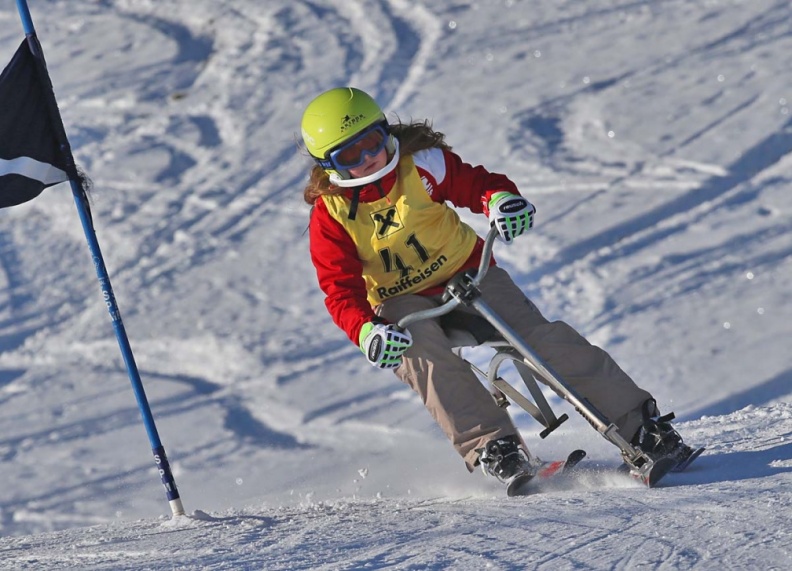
[301,87,385,158]
[301,87,397,185]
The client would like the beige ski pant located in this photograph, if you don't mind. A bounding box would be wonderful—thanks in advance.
[375,266,652,471]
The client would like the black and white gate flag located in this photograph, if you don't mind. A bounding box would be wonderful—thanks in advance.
[0,39,76,208]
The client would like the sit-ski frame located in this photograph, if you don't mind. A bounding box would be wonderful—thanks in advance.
[396,227,675,487]
[444,327,569,440]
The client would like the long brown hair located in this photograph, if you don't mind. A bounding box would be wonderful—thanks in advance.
[302,120,451,205]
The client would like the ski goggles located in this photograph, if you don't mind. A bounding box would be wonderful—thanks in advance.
[319,123,389,172]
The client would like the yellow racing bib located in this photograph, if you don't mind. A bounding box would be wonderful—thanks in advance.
[322,155,478,306]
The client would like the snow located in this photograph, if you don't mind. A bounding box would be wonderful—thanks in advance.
[0,0,791,568]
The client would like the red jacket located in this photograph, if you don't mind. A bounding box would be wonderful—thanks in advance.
[308,147,520,344]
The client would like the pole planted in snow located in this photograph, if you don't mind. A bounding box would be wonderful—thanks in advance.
[14,0,185,517]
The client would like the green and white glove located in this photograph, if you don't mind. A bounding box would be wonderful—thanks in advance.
[488,191,536,245]
[359,322,413,369]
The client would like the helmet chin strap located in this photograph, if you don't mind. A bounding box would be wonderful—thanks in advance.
[329,138,400,188]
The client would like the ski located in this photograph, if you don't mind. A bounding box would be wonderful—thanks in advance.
[622,444,705,487]
[507,445,704,496]
[626,456,677,488]
[507,449,587,497]
[671,446,705,472]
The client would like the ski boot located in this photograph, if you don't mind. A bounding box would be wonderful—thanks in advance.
[478,435,538,496]
[632,399,704,472]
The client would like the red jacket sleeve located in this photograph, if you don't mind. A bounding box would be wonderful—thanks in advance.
[309,200,377,344]
[435,149,521,214]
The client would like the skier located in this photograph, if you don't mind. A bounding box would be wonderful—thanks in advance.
[301,87,693,491]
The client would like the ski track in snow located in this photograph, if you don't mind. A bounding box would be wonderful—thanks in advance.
[2,405,791,570]
[0,0,791,568]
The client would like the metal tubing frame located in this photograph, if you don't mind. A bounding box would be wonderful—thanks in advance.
[471,297,646,463]
[488,350,559,429]
[397,227,653,468]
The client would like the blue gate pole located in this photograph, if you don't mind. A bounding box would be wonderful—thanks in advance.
[15,0,185,517]
[71,187,186,517]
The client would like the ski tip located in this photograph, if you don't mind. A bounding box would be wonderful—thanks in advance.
[561,449,587,473]
[671,446,706,473]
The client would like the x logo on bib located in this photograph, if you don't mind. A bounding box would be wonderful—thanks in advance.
[372,207,403,238]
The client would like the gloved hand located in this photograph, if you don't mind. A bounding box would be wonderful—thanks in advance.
[488,191,536,244]
[359,322,413,369]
